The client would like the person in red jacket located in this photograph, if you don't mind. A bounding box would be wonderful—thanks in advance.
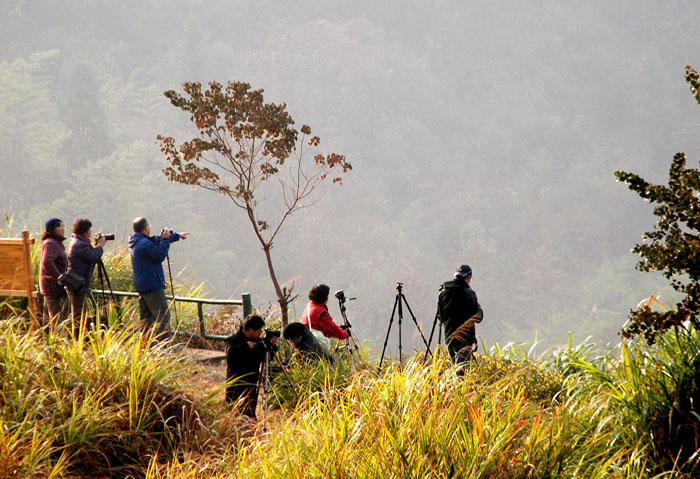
[299,284,348,340]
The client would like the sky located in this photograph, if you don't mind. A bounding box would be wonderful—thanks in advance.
[2,0,700,354]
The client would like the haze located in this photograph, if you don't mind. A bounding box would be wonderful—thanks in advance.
[2,0,699,353]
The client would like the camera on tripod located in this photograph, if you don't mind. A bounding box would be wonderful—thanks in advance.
[263,328,281,350]
[335,290,346,302]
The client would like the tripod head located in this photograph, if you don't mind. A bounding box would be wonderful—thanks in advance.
[335,290,356,312]
[396,282,404,293]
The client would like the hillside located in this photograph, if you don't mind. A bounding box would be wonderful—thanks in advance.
[1,314,698,478]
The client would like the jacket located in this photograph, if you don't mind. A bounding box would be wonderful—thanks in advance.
[299,301,348,340]
[67,235,104,289]
[225,328,266,386]
[128,232,180,294]
[39,235,67,295]
[438,278,483,344]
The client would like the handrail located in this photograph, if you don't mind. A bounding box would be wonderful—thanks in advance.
[90,289,252,341]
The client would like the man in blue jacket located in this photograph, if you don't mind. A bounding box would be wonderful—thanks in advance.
[129,217,189,340]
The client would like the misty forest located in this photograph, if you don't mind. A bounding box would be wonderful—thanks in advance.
[2,1,700,478]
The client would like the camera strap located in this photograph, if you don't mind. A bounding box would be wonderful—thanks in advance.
[308,310,327,330]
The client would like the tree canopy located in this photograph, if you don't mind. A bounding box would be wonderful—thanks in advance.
[614,66,700,343]
[158,81,351,324]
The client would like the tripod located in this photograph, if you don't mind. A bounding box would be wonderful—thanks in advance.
[423,307,443,362]
[335,294,367,370]
[89,258,121,327]
[260,341,297,432]
[379,283,432,368]
[261,346,273,432]
[165,253,178,322]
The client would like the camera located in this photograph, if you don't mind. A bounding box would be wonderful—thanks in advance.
[335,290,346,301]
[263,328,281,350]
[95,233,115,242]
[160,228,173,235]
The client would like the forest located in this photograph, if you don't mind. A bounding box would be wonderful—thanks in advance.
[2,0,700,351]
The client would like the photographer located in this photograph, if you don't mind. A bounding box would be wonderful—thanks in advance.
[66,218,106,329]
[283,322,332,362]
[299,284,348,340]
[225,314,278,418]
[438,264,483,366]
[128,217,189,340]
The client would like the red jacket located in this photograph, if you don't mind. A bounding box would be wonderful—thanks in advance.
[299,301,348,340]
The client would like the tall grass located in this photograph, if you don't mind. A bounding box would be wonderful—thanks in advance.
[0,316,206,478]
[144,328,699,479]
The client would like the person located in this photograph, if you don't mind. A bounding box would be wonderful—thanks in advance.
[39,217,68,327]
[225,314,278,418]
[66,218,106,329]
[298,284,348,340]
[283,321,332,362]
[128,217,189,340]
[437,264,483,365]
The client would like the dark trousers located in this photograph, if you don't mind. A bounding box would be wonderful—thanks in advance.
[138,290,172,340]
[42,293,68,328]
[66,289,88,334]
[225,383,259,418]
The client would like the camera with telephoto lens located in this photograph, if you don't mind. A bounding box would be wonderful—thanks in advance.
[95,233,115,243]
[263,328,281,351]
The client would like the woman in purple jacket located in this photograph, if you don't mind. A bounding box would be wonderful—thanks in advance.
[66,218,106,329]
[39,218,68,327]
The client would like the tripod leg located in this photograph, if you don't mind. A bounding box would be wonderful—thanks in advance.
[397,295,403,365]
[263,351,271,432]
[379,295,399,368]
[400,294,432,353]
[424,310,440,362]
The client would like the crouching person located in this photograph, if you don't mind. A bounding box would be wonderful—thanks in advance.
[283,322,332,362]
[225,314,277,418]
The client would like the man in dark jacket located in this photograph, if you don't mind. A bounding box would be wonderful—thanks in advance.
[128,217,189,340]
[438,264,483,365]
[225,314,278,418]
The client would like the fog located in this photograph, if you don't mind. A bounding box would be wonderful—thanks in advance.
[2,0,699,353]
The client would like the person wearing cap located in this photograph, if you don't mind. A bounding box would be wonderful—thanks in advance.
[437,264,483,365]
[39,218,68,327]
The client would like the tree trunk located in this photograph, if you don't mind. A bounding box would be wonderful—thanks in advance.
[262,243,289,326]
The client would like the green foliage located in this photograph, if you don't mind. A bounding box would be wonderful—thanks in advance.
[614,65,700,343]
[605,326,700,473]
[475,354,563,402]
[269,345,365,408]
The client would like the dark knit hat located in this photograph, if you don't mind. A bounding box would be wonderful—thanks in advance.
[44,218,63,232]
[455,264,472,278]
[283,322,307,341]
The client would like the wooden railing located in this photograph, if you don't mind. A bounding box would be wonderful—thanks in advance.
[90,289,252,341]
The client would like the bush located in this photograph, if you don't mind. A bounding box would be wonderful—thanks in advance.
[0,317,201,477]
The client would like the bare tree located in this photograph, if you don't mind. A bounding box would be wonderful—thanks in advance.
[157,81,351,325]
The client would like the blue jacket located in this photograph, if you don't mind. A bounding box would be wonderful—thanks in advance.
[128,232,180,293]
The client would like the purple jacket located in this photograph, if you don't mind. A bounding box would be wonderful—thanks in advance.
[39,235,67,295]
[67,235,104,290]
